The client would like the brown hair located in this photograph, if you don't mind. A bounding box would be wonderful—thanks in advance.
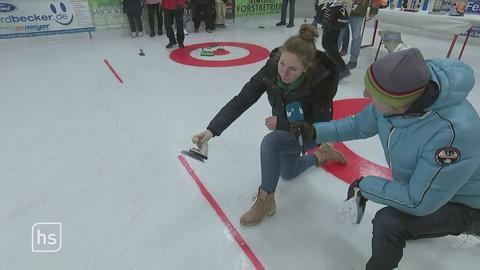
[280,24,319,68]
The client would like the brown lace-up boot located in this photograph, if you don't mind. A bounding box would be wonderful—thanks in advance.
[240,187,276,226]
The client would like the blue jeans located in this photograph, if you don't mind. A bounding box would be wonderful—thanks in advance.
[260,130,317,193]
[367,203,480,270]
[348,15,364,63]
[337,16,363,62]
[280,0,296,24]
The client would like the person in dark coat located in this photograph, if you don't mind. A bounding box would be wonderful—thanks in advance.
[315,0,353,79]
[122,0,144,37]
[145,0,163,37]
[192,24,346,227]
[276,0,296,28]
[162,0,186,48]
[192,0,215,33]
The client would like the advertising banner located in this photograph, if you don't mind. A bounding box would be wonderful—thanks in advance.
[0,0,94,39]
[235,0,282,16]
[466,0,480,37]
[88,0,129,29]
[466,0,480,13]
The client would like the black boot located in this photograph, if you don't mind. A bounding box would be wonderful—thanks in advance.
[166,40,177,48]
[347,62,357,69]
[339,69,351,80]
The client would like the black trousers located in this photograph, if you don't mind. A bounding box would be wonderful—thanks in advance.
[280,0,295,25]
[193,2,214,30]
[164,7,184,44]
[367,203,480,270]
[147,4,163,34]
[127,14,143,32]
[321,25,346,71]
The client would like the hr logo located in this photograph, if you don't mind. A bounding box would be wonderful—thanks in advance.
[31,222,62,253]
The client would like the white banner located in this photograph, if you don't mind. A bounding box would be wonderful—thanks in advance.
[0,0,94,39]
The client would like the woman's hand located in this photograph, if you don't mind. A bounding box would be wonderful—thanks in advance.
[265,116,277,130]
[192,130,213,146]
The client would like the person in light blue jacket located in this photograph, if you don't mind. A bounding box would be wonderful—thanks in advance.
[290,48,480,270]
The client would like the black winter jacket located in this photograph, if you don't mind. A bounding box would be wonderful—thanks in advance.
[207,48,340,137]
[315,0,352,29]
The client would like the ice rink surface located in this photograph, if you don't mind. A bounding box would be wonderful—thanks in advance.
[1,16,479,270]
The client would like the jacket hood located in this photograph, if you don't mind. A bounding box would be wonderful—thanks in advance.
[427,59,475,111]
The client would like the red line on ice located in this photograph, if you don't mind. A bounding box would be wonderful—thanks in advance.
[178,155,266,270]
[104,58,123,83]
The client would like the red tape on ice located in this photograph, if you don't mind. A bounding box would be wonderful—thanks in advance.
[323,98,392,184]
[178,155,266,270]
[104,58,124,83]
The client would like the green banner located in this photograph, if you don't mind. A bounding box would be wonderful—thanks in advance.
[235,0,283,16]
[88,0,128,29]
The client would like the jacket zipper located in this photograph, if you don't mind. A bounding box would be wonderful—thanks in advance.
[386,125,395,169]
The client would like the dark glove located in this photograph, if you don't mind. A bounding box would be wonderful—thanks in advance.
[289,121,316,141]
[347,177,368,208]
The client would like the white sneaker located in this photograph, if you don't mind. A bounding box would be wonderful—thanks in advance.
[131,32,136,38]
[137,31,143,37]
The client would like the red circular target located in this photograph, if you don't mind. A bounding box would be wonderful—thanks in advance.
[169,42,270,67]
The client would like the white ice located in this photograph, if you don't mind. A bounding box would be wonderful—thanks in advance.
[1,16,479,270]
